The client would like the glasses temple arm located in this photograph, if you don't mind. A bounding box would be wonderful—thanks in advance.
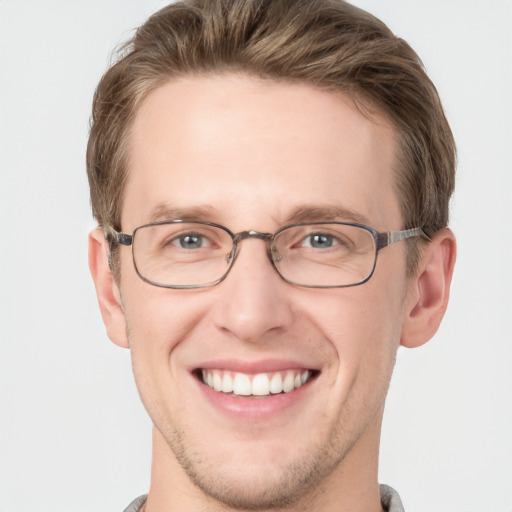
[376,228,431,250]
[111,229,133,246]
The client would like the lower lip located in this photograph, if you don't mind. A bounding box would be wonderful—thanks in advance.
[196,376,314,421]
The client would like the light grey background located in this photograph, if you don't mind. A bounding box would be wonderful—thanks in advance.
[1,1,511,511]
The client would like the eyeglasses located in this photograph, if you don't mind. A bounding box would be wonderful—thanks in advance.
[112,220,429,289]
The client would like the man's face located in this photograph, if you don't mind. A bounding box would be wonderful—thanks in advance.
[116,74,413,507]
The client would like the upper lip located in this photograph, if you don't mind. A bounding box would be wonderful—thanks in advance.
[192,358,319,374]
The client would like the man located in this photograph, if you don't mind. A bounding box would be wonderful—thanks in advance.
[87,0,456,510]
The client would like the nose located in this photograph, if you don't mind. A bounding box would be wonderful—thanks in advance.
[210,238,294,343]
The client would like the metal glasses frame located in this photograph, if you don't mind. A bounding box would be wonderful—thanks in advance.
[112,220,430,289]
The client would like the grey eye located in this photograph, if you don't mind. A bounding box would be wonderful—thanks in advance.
[174,234,207,249]
[303,234,335,249]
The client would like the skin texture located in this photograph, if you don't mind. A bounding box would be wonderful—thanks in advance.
[89,74,456,511]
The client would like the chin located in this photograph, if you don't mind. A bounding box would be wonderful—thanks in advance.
[162,425,351,510]
[184,457,329,509]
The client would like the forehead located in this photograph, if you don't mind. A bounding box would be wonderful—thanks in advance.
[123,74,401,231]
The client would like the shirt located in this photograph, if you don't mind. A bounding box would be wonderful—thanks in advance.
[122,483,405,511]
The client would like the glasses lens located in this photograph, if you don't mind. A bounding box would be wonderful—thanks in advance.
[132,222,233,287]
[273,224,376,287]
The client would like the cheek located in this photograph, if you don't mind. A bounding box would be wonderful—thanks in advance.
[124,289,206,354]
[119,265,209,385]
[309,284,403,343]
[301,280,405,385]
[121,286,213,426]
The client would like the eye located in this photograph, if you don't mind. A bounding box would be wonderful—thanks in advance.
[171,232,209,249]
[301,233,339,249]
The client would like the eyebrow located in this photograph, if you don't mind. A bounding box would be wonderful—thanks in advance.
[147,203,371,227]
[283,205,371,226]
[148,203,216,223]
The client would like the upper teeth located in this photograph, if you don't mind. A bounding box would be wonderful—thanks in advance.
[201,369,311,396]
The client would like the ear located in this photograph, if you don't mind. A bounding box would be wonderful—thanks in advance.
[88,228,129,348]
[400,228,456,348]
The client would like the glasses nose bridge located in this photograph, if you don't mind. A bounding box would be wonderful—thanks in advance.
[229,230,275,264]
[233,230,273,244]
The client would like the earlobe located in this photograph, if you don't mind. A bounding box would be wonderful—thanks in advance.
[88,228,129,348]
[400,228,456,348]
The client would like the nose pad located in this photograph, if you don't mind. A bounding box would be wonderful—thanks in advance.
[270,246,283,263]
[226,243,239,265]
[226,240,282,280]
[224,231,278,279]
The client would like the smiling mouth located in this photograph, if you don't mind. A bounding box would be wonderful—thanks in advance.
[196,368,317,397]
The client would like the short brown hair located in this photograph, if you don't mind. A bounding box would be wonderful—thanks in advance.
[87,0,456,275]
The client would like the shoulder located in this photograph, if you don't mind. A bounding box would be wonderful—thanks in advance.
[122,495,147,512]
[380,484,405,512]
[122,488,402,511]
